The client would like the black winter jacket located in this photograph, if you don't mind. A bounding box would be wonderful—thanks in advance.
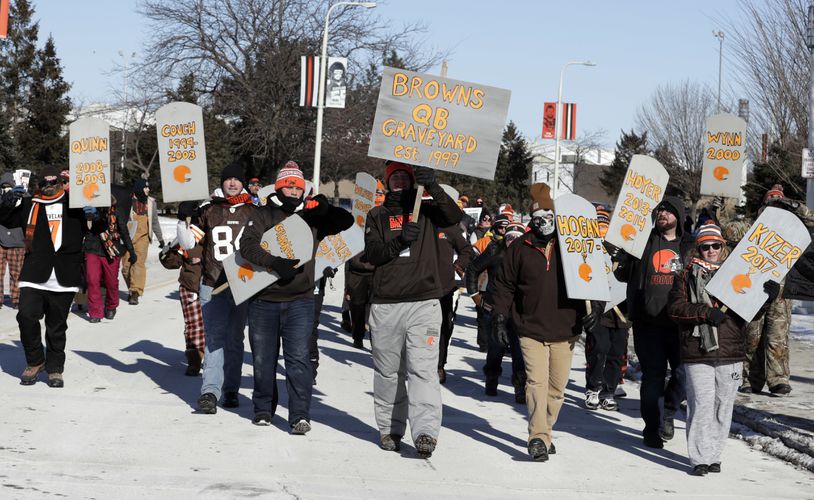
[465,239,505,307]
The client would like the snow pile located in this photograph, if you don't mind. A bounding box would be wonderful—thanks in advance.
[731,406,814,472]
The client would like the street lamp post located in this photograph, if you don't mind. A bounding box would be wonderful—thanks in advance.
[312,1,376,195]
[553,60,595,198]
[713,30,724,113]
[806,3,814,209]
[118,50,136,184]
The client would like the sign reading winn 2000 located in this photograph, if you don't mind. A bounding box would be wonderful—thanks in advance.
[368,66,511,180]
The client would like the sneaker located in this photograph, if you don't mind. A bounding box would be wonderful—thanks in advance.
[197,393,217,414]
[769,383,792,396]
[252,412,272,426]
[47,373,64,388]
[600,398,618,411]
[88,317,101,323]
[20,363,45,385]
[291,418,311,435]
[614,386,627,398]
[379,434,402,452]
[128,292,139,305]
[643,433,664,449]
[585,390,600,410]
[414,434,437,458]
[660,417,675,441]
[528,438,548,462]
[693,464,709,476]
[438,368,446,385]
[548,442,556,455]
[708,463,721,473]
[105,309,116,320]
[222,392,239,408]
[738,385,755,394]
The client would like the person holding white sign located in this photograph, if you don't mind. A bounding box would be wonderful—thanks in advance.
[365,161,462,458]
[0,172,26,309]
[491,183,594,462]
[239,162,353,432]
[177,163,256,414]
[667,222,780,476]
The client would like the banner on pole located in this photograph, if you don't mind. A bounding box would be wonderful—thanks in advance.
[604,155,669,259]
[156,102,209,203]
[542,102,556,139]
[325,57,347,109]
[802,148,814,179]
[561,103,576,141]
[222,215,315,305]
[705,207,811,322]
[0,0,9,39]
[368,66,511,180]
[314,224,365,276]
[554,193,611,301]
[69,117,112,208]
[300,55,320,107]
[352,172,377,227]
[699,113,747,198]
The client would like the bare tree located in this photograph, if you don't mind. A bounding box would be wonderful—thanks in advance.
[561,128,606,195]
[636,80,716,208]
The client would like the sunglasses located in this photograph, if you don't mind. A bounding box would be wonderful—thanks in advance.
[42,179,61,187]
[699,243,722,251]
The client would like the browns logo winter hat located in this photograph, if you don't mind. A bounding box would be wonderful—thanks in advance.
[384,161,415,187]
[696,223,725,245]
[763,184,784,205]
[529,183,554,213]
[275,161,305,191]
[505,221,526,238]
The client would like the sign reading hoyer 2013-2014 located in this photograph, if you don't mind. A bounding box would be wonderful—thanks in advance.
[368,67,511,181]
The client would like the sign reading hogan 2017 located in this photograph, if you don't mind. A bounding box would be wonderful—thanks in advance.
[368,66,511,180]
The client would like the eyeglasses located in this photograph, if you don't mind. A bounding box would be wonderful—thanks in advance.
[42,179,61,187]
[699,243,722,251]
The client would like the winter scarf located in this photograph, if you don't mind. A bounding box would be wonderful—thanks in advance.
[100,206,121,259]
[25,190,64,252]
[688,257,720,352]
[225,193,252,206]
[268,192,303,214]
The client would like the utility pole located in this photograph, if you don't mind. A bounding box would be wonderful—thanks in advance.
[713,30,724,114]
[807,3,814,209]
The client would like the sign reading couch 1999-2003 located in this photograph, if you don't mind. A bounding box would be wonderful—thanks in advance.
[156,102,210,203]
[368,66,511,181]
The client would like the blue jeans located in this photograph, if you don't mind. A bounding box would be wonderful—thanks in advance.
[200,285,248,400]
[248,298,315,425]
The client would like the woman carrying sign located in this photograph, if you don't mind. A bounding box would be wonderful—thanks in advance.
[667,223,779,476]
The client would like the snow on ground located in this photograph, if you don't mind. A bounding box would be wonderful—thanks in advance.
[791,313,814,345]
[0,219,812,498]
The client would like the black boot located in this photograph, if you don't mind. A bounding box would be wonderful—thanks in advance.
[528,438,548,462]
[485,377,498,396]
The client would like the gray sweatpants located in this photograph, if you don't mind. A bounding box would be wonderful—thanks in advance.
[683,361,742,466]
[370,299,442,442]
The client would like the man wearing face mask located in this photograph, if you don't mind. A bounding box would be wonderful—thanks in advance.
[122,178,164,305]
[614,195,694,448]
[0,166,99,387]
[491,183,592,462]
[365,161,462,458]
[0,172,27,309]
[239,161,353,432]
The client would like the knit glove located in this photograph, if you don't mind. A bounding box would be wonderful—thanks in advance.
[706,308,727,326]
[763,280,780,302]
[304,194,331,216]
[269,257,300,281]
[581,301,605,333]
[398,222,420,245]
[128,252,138,265]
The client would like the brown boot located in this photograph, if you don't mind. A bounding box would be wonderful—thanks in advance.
[20,363,45,385]
[185,349,203,376]
[47,372,64,388]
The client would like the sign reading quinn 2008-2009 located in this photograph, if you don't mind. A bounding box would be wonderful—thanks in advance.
[368,66,511,180]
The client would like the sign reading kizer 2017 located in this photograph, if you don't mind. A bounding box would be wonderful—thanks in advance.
[699,113,747,198]
[368,66,511,180]
[69,117,112,209]
[156,102,209,203]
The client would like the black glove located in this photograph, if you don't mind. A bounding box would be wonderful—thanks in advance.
[305,194,331,217]
[581,301,604,333]
[707,308,727,326]
[763,280,781,302]
[413,166,436,187]
[492,313,509,348]
[771,197,800,211]
[128,252,138,265]
[398,222,420,245]
[269,257,300,281]
[323,266,337,279]
[158,240,166,249]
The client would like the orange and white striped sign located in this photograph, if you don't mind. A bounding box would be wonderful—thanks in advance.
[561,103,576,141]
[0,0,9,40]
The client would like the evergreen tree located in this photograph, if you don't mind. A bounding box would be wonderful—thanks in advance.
[0,111,15,170]
[493,122,534,212]
[16,36,71,169]
[601,129,648,198]
[744,142,805,215]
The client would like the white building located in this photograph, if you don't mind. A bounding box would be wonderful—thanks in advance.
[528,140,614,201]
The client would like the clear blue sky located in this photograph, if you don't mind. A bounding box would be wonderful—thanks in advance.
[29,0,742,147]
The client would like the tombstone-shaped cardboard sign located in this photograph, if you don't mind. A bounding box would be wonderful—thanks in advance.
[314,224,365,276]
[605,155,669,259]
[368,66,511,180]
[352,172,377,227]
[257,184,275,206]
[156,102,209,203]
[463,207,482,224]
[440,184,459,202]
[13,169,31,190]
[700,113,747,199]
[705,207,811,322]
[602,250,627,312]
[222,215,314,305]
[554,193,611,301]
[69,117,112,208]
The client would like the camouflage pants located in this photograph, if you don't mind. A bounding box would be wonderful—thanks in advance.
[742,294,791,391]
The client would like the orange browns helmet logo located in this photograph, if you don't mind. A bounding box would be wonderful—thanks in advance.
[620,223,637,241]
[83,182,99,200]
[731,273,752,294]
[578,263,592,282]
[713,166,729,181]
[651,249,680,274]
[237,262,255,282]
[173,165,192,183]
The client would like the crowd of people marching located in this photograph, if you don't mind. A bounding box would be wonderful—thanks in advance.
[1,160,813,474]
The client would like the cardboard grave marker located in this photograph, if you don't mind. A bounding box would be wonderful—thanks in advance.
[700,113,747,198]
[156,102,209,203]
[554,193,611,301]
[314,224,365,275]
[605,155,669,259]
[68,117,112,208]
[463,207,482,224]
[257,184,275,206]
[705,207,811,322]
[440,184,459,202]
[13,169,31,190]
[368,66,511,181]
[352,172,377,227]
[602,250,627,313]
[222,215,314,305]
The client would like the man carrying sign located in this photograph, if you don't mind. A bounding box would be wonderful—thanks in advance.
[613,196,694,448]
[239,162,352,431]
[365,161,461,458]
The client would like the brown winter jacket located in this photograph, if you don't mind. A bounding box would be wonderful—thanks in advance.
[491,233,585,343]
[159,245,204,293]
